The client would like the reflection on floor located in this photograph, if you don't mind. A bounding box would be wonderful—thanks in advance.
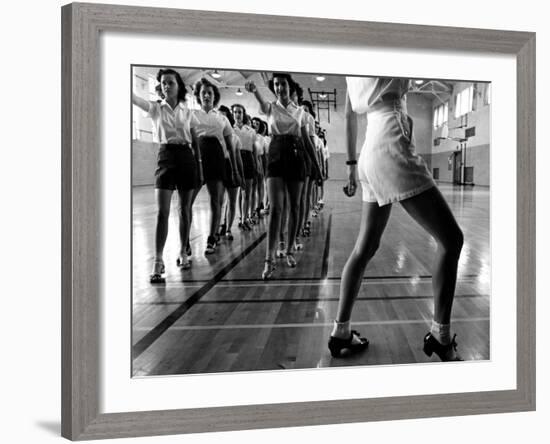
[132,181,490,376]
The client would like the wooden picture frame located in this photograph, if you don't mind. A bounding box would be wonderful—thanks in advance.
[61,2,535,440]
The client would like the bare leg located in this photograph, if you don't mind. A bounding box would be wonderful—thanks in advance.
[257,175,265,214]
[266,177,286,260]
[177,189,194,257]
[297,176,310,236]
[225,187,239,233]
[305,176,314,224]
[206,180,225,238]
[220,188,228,230]
[279,190,288,243]
[243,179,253,223]
[399,187,463,325]
[250,177,257,218]
[285,180,304,259]
[154,188,174,260]
[336,201,392,323]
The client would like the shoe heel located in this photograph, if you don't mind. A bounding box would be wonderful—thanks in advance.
[423,342,433,357]
[262,260,275,280]
[327,338,342,358]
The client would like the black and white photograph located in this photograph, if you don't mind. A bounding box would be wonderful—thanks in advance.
[131,66,491,376]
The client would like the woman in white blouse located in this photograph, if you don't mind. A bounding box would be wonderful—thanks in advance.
[132,68,198,282]
[217,105,244,240]
[191,78,238,254]
[231,104,258,230]
[329,76,464,361]
[245,73,321,279]
[251,117,267,219]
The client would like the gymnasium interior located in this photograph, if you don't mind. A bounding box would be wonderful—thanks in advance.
[131,67,490,376]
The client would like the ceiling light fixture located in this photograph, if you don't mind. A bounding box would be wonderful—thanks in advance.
[236,88,243,96]
[212,70,222,79]
[316,75,326,82]
[415,79,425,85]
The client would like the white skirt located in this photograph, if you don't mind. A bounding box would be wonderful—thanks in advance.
[358,101,435,206]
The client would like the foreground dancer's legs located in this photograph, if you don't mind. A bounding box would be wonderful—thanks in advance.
[329,201,392,357]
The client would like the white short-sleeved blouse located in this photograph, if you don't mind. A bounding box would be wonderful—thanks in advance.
[233,124,257,152]
[145,100,193,145]
[191,108,232,158]
[305,112,316,137]
[345,77,410,114]
[262,100,306,136]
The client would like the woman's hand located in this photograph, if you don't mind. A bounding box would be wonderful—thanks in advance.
[245,81,257,93]
[344,165,358,197]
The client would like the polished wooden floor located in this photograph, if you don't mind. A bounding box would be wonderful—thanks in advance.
[132,181,490,376]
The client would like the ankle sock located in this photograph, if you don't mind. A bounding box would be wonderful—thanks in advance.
[431,320,451,345]
[331,320,351,339]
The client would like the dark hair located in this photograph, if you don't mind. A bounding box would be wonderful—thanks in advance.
[231,103,247,123]
[268,72,296,96]
[218,105,235,127]
[293,82,304,103]
[193,77,221,106]
[259,120,268,136]
[251,117,262,133]
[156,68,187,103]
[302,100,315,118]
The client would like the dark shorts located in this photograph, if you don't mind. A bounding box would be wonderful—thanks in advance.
[154,144,197,191]
[198,137,226,182]
[240,150,255,180]
[266,135,306,181]
[223,158,239,188]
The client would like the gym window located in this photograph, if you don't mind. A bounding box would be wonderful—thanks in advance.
[433,102,448,129]
[454,85,474,118]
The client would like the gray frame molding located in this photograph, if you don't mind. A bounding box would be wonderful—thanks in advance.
[61,2,536,440]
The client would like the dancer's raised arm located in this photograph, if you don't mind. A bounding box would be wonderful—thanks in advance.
[132,92,151,113]
[245,81,270,114]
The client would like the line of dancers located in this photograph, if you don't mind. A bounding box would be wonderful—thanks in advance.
[133,68,465,362]
[132,69,329,283]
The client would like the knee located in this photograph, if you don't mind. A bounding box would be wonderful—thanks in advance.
[442,227,464,257]
[156,208,170,222]
[270,206,282,219]
[352,239,380,264]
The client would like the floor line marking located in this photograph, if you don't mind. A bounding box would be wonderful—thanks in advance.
[132,232,266,359]
[155,276,483,288]
[133,317,490,332]
[321,213,332,279]
[135,294,488,305]
[170,273,481,284]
